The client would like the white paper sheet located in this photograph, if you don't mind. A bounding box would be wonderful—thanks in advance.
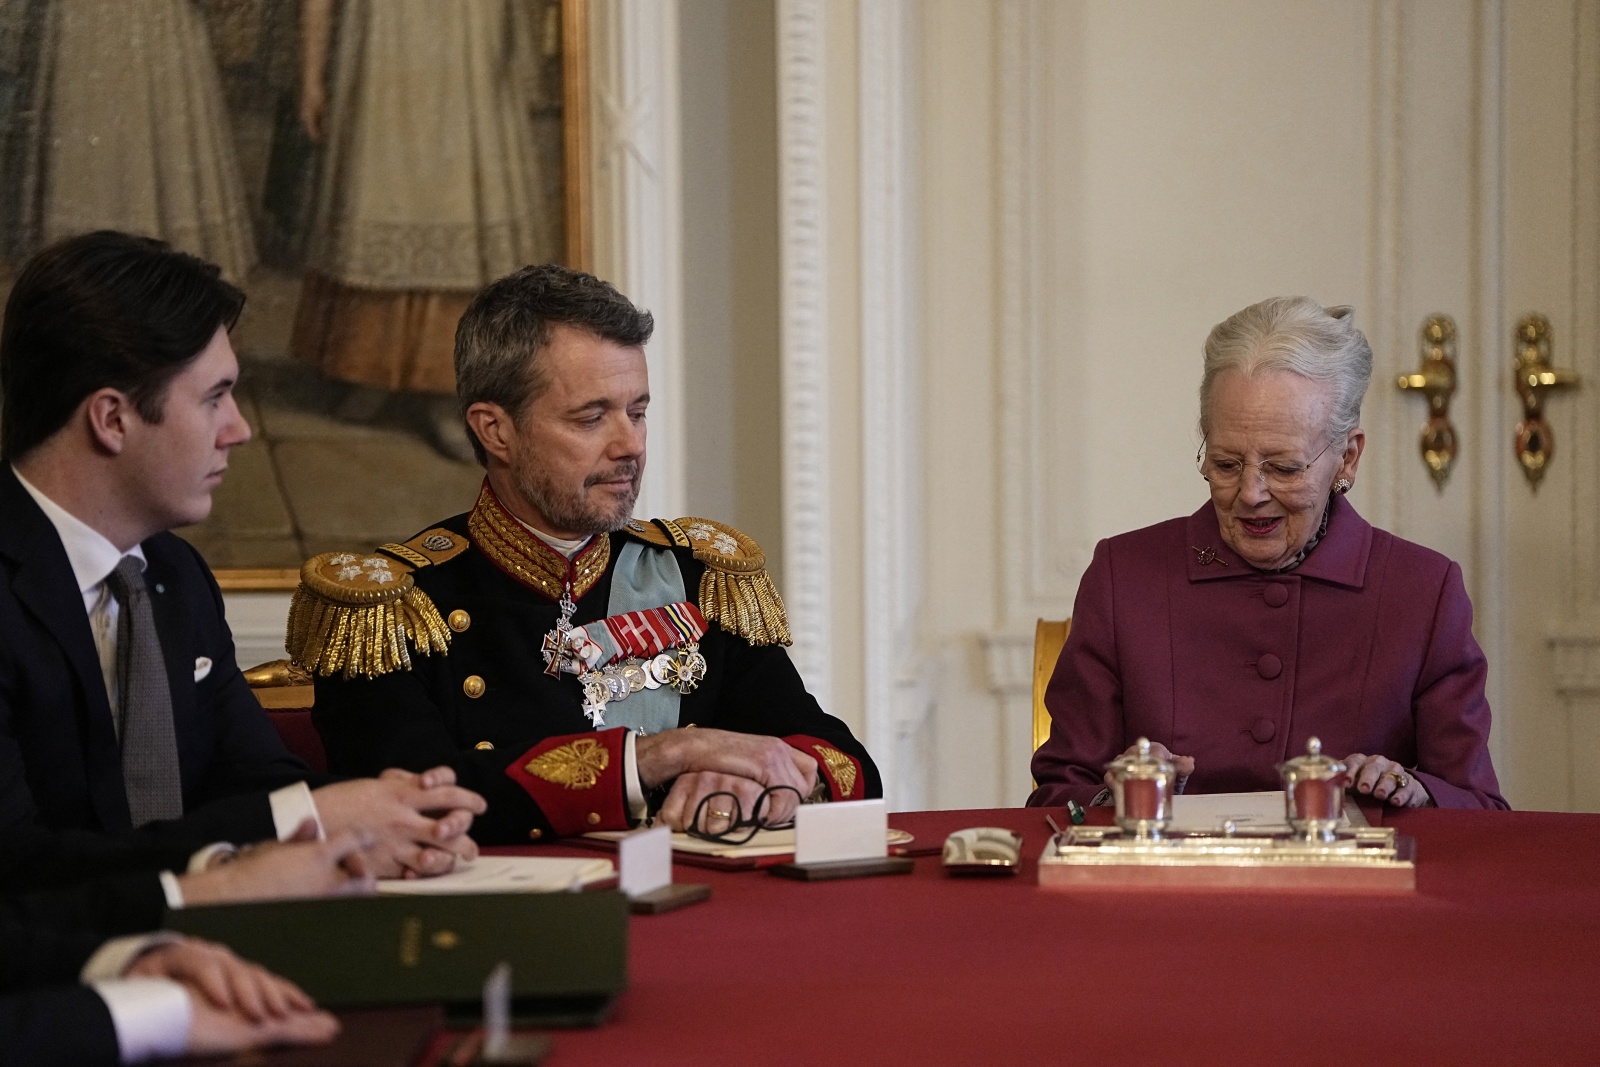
[1167,790,1355,834]
[376,855,614,895]
[586,825,911,860]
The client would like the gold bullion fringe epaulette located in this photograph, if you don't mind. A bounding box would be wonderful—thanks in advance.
[624,517,792,646]
[286,551,451,679]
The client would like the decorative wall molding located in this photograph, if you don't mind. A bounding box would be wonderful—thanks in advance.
[993,0,1085,629]
[1551,630,1600,697]
[979,631,1033,696]
[858,0,925,802]
[588,0,685,521]
[1570,0,1600,614]
[776,0,833,708]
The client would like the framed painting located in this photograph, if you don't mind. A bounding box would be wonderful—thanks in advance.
[0,0,590,590]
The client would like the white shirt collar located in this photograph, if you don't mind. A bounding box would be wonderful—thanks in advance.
[512,513,592,559]
[12,466,146,594]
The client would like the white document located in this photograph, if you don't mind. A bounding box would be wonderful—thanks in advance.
[794,798,887,865]
[1167,790,1355,834]
[587,825,908,860]
[376,855,614,895]
[617,824,673,897]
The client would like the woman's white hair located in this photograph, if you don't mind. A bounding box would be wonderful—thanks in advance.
[1199,296,1373,441]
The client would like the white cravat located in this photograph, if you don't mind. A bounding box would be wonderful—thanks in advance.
[13,467,146,718]
[515,516,592,559]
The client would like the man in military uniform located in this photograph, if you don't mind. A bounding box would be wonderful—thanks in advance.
[293,265,879,844]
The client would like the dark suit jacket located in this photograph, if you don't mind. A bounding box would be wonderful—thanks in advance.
[0,466,315,843]
[1029,497,1508,810]
[0,986,119,1067]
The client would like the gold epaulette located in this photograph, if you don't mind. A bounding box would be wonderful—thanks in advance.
[622,517,792,647]
[285,530,464,678]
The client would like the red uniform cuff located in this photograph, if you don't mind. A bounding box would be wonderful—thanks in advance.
[786,735,865,801]
[505,728,631,836]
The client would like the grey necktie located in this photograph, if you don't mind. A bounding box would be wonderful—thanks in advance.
[106,557,183,826]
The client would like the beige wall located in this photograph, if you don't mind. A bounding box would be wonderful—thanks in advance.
[678,0,786,587]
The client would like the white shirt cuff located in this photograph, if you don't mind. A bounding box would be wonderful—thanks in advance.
[269,781,324,841]
[624,731,648,823]
[80,933,184,983]
[91,978,192,1063]
[158,871,185,911]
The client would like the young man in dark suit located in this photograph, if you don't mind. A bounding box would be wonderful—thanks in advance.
[0,823,376,1065]
[0,230,485,876]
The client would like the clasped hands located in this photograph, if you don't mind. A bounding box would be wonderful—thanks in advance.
[308,766,485,878]
[636,728,818,834]
[1110,741,1431,808]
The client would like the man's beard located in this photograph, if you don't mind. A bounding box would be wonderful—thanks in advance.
[514,458,641,537]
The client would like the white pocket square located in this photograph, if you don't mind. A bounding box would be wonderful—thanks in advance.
[193,657,213,682]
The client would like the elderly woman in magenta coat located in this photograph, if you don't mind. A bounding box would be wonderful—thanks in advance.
[1029,297,1507,811]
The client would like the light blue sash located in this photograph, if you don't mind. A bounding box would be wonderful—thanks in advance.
[599,541,688,734]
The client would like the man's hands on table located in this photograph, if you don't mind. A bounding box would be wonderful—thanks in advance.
[127,937,339,1054]
[311,766,485,878]
[636,729,818,833]
[178,819,376,905]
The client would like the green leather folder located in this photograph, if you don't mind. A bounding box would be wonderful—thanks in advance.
[165,891,628,1026]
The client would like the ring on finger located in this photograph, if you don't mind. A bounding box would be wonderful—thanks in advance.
[709,808,733,821]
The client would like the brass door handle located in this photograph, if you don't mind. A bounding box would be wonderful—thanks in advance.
[1396,315,1459,488]
[1512,314,1580,490]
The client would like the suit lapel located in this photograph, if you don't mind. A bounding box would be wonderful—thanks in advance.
[0,468,132,829]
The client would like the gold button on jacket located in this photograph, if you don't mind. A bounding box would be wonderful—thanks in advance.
[463,675,486,699]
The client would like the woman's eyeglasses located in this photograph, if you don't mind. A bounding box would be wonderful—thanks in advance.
[1196,436,1337,494]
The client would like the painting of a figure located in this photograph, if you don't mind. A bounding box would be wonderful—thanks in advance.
[0,0,576,578]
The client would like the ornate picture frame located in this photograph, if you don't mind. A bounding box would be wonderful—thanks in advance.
[1,0,590,592]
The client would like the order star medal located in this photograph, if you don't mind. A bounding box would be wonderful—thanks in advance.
[580,672,610,728]
[541,583,579,677]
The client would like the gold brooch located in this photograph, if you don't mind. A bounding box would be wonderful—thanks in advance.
[1191,546,1228,566]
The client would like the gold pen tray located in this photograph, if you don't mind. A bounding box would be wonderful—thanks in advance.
[1038,826,1415,893]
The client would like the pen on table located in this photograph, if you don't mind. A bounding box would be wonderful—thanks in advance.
[1067,799,1086,824]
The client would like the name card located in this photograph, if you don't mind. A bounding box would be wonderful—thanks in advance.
[618,824,672,897]
[794,799,887,865]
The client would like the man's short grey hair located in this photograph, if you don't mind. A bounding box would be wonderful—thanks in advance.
[1199,296,1373,442]
[454,263,655,466]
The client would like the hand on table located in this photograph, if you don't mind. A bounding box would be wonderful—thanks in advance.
[1102,741,1195,796]
[127,936,338,1054]
[312,767,485,879]
[655,771,805,834]
[635,728,817,798]
[1344,753,1430,807]
[177,820,376,905]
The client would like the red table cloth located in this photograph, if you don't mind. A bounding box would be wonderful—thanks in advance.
[470,806,1600,1065]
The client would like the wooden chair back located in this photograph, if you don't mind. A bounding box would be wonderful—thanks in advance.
[1031,618,1071,754]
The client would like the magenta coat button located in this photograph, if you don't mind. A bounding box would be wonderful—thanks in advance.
[1251,718,1276,743]
[1256,653,1282,679]
[1263,584,1289,608]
